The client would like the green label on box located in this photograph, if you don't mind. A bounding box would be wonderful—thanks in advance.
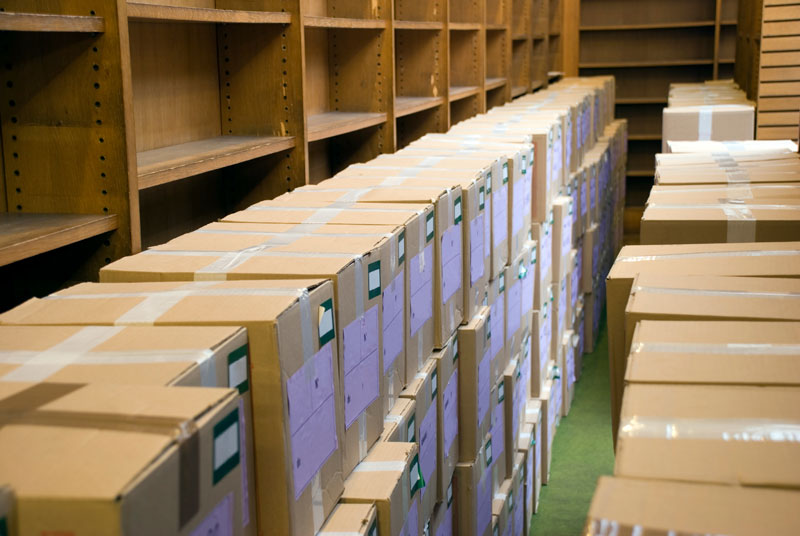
[409,453,426,497]
[479,186,485,210]
[499,272,505,293]
[518,260,527,280]
[447,480,454,507]
[213,406,240,485]
[431,368,438,400]
[398,230,406,265]
[318,298,335,347]
[408,413,416,443]
[498,382,505,403]
[521,154,527,175]
[368,521,377,536]
[503,162,509,184]
[426,211,435,243]
[454,196,462,225]
[0,517,7,536]
[508,490,514,512]
[227,345,249,394]
[453,337,459,363]
[485,438,493,467]
[487,171,492,193]
[486,315,491,341]
[493,525,499,536]
[368,260,381,300]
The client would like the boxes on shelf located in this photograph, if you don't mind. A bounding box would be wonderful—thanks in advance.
[432,336,459,503]
[341,442,424,536]
[454,437,493,536]
[489,379,508,491]
[531,220,553,310]
[520,400,542,518]
[503,356,526,472]
[0,280,342,536]
[319,503,377,536]
[0,382,249,535]
[552,196,573,285]
[429,496,454,536]
[488,276,507,384]
[381,397,416,443]
[457,307,492,463]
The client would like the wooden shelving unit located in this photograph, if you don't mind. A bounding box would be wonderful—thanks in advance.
[577,0,739,237]
[0,0,561,309]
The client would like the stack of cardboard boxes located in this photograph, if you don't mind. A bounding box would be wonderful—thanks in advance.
[0,76,626,536]
[586,138,800,534]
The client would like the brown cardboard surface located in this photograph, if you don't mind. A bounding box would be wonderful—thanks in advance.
[429,499,453,536]
[341,441,422,536]
[0,485,13,536]
[0,325,246,388]
[586,477,800,536]
[503,358,524,474]
[457,308,492,463]
[552,197,573,282]
[504,243,533,366]
[520,400,542,517]
[534,379,557,485]
[626,320,800,387]
[432,336,458,504]
[606,242,800,442]
[615,383,800,488]
[662,105,754,153]
[318,503,377,536]
[509,453,525,536]
[380,397,415,443]
[0,383,245,535]
[0,280,342,536]
[454,442,492,536]
[646,183,800,205]
[489,379,508,491]
[665,139,798,154]
[399,357,437,527]
[491,478,512,536]
[488,276,508,384]
[531,221,553,311]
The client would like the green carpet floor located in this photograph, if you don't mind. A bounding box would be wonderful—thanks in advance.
[528,317,615,535]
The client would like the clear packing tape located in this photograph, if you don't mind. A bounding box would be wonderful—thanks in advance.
[631,284,800,300]
[632,341,800,356]
[619,416,800,443]
[618,248,800,264]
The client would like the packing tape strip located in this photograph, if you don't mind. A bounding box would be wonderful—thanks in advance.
[721,203,756,243]
[618,416,800,442]
[351,254,370,460]
[632,341,800,355]
[384,413,404,425]
[725,167,751,184]
[195,228,394,239]
[618,249,800,263]
[352,461,407,472]
[631,284,800,299]
[311,472,324,533]
[696,106,713,140]
[588,519,621,536]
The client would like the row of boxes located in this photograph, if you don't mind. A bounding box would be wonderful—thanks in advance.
[588,138,800,534]
[0,77,624,536]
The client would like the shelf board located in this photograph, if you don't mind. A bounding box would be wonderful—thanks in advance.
[449,85,481,102]
[0,11,104,32]
[303,16,386,29]
[549,31,561,36]
[307,112,387,142]
[627,169,655,177]
[0,213,118,267]
[486,23,507,31]
[548,71,564,82]
[485,77,508,91]
[137,135,296,190]
[616,97,668,104]
[580,20,715,31]
[449,22,481,31]
[628,134,662,141]
[395,96,445,117]
[127,3,290,24]
[512,33,529,41]
[511,86,528,98]
[579,59,714,68]
[531,79,545,91]
[721,19,737,26]
[719,58,735,64]
[393,20,444,30]
[532,33,547,40]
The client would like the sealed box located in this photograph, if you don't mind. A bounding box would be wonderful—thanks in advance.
[432,336,459,503]
[626,320,800,387]
[531,220,553,310]
[342,442,424,536]
[400,358,438,526]
[489,379,508,490]
[491,477,512,536]
[606,242,800,440]
[457,307,492,463]
[645,183,800,207]
[429,496,454,536]
[561,330,578,417]
[551,197,572,285]
[530,295,553,398]
[0,280,342,536]
[381,397,416,443]
[319,503,377,536]
[666,139,798,154]
[0,382,247,535]
[499,454,525,536]
[454,438,493,536]
[503,357,525,473]
[662,104,755,152]
[488,276,508,383]
[551,277,569,359]
[504,242,535,364]
[585,477,800,536]
[520,401,542,517]
[616,383,800,488]
[101,224,392,477]
[219,199,435,378]
[535,376,560,485]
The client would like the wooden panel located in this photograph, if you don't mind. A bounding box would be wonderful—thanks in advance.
[395,29,445,97]
[393,20,443,29]
[581,64,713,100]
[511,38,531,91]
[395,96,445,117]
[0,11,104,32]
[129,21,221,151]
[450,94,481,124]
[303,16,386,28]
[580,27,714,64]
[450,29,481,87]
[397,106,446,148]
[449,85,482,101]
[763,20,800,35]
[759,80,800,96]
[307,112,387,141]
[760,65,800,81]
[758,110,800,126]
[758,125,800,139]
[761,35,800,51]
[0,213,117,267]
[394,0,445,22]
[759,95,800,110]
[615,103,662,138]
[562,0,580,75]
[127,3,291,23]
[486,29,508,79]
[580,0,715,27]
[303,27,331,116]
[763,5,800,20]
[449,0,482,24]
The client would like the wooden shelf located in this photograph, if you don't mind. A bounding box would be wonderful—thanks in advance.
[580,59,714,68]
[449,85,481,101]
[719,58,735,64]
[303,16,386,29]
[0,213,118,267]
[512,33,529,41]
[533,33,547,40]
[628,134,662,141]
[616,97,668,104]
[531,79,545,91]
[395,96,445,117]
[137,135,296,190]
[580,21,715,31]
[721,19,737,26]
[627,169,655,177]
[127,3,291,24]
[485,77,508,91]
[0,11,104,32]
[394,20,444,30]
[307,112,387,142]
[449,22,481,31]
[486,23,507,31]
[512,86,528,98]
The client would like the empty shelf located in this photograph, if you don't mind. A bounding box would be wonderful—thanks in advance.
[580,21,715,31]
[395,96,445,117]
[127,3,291,24]
[394,20,444,30]
[512,86,528,98]
[449,22,481,31]
[0,213,118,267]
[137,135,296,190]
[449,86,481,102]
[486,23,506,31]
[304,16,386,29]
[485,77,508,91]
[307,112,387,142]
[580,59,714,68]
[0,11,104,32]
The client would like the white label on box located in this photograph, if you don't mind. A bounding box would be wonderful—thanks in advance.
[319,307,333,342]
[368,264,381,295]
[214,420,239,474]
[427,213,435,239]
[228,354,248,392]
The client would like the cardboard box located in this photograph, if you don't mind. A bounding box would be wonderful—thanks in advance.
[502,357,525,473]
[624,274,800,359]
[640,200,800,245]
[568,248,581,315]
[219,200,436,379]
[489,378,508,491]
[0,485,12,536]
[454,439,493,536]
[530,295,553,398]
[0,382,247,535]
[551,277,569,359]
[491,478,512,536]
[457,307,492,463]
[662,104,755,152]
[616,383,800,487]
[0,280,343,536]
[531,220,553,310]
[606,242,800,440]
[519,401,542,517]
[429,498,454,536]
[487,276,507,384]
[535,377,560,485]
[400,357,438,526]
[666,139,798,154]
[102,224,391,477]
[569,169,584,241]
[504,242,534,365]
[510,454,526,536]
[381,397,416,443]
[626,320,800,387]
[342,442,423,536]
[561,330,578,417]
[319,503,378,536]
[645,183,800,206]
[432,336,459,503]
[585,477,800,536]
